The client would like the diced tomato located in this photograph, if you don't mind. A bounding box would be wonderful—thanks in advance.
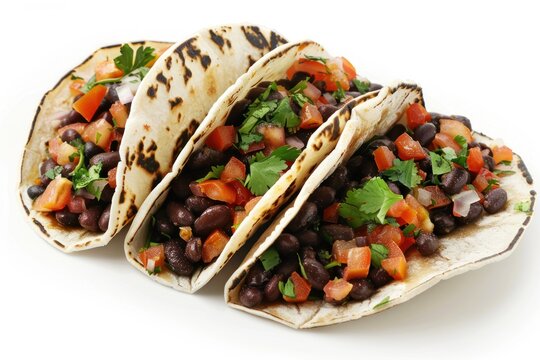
[198,180,236,204]
[406,103,431,130]
[368,226,405,258]
[303,82,322,103]
[257,124,286,151]
[232,210,247,233]
[340,57,357,80]
[418,169,427,181]
[343,247,371,280]
[57,122,87,136]
[492,145,513,164]
[109,101,129,128]
[422,185,451,209]
[221,157,246,182]
[95,61,123,81]
[473,168,499,193]
[323,203,340,223]
[323,278,353,302]
[245,196,262,214]
[440,119,473,143]
[394,133,426,160]
[400,236,416,253]
[56,142,79,166]
[332,240,357,263]
[82,118,114,150]
[48,137,63,163]
[205,126,236,151]
[228,180,252,206]
[467,147,484,173]
[286,59,327,82]
[300,103,323,129]
[326,58,350,91]
[139,245,165,271]
[432,133,461,152]
[381,256,408,280]
[283,272,311,303]
[202,230,230,263]
[240,141,265,154]
[373,146,396,171]
[33,178,72,212]
[387,200,418,227]
[69,79,85,96]
[405,194,433,233]
[108,167,117,188]
[67,196,87,214]
[72,85,108,121]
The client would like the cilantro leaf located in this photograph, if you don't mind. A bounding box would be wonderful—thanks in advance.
[291,93,312,107]
[499,160,512,166]
[402,224,417,237]
[45,166,64,180]
[485,178,500,192]
[332,84,346,102]
[297,254,308,279]
[278,278,295,298]
[370,244,389,268]
[70,74,83,81]
[260,247,280,271]
[72,162,104,190]
[114,44,155,75]
[514,200,532,215]
[493,169,515,176]
[318,250,332,261]
[245,154,287,196]
[289,79,308,94]
[269,145,301,162]
[197,165,225,183]
[238,100,278,134]
[352,79,370,94]
[272,98,300,129]
[237,133,263,151]
[324,261,341,269]
[454,135,468,148]
[430,151,452,175]
[373,296,390,309]
[304,55,327,64]
[382,159,422,189]
[289,79,313,107]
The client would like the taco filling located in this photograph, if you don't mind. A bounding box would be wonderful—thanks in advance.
[237,103,514,307]
[26,44,166,232]
[138,54,380,276]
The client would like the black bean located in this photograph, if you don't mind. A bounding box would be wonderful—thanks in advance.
[355,236,368,247]
[188,147,227,170]
[479,143,493,157]
[368,83,383,92]
[40,158,57,177]
[441,168,469,195]
[226,99,250,126]
[483,188,507,214]
[155,217,176,236]
[79,206,103,232]
[239,286,263,308]
[166,201,194,227]
[264,274,284,302]
[275,234,300,256]
[245,262,271,287]
[89,152,120,174]
[318,104,339,121]
[366,137,397,154]
[84,142,104,159]
[303,258,330,291]
[387,182,402,195]
[246,86,267,101]
[98,204,111,232]
[185,196,216,215]
[55,209,79,227]
[171,176,191,200]
[369,267,393,288]
[345,91,362,99]
[60,128,81,143]
[323,166,349,191]
[164,239,194,276]
[483,155,495,171]
[415,232,440,256]
[417,157,432,174]
[61,163,76,177]
[387,124,407,141]
[309,186,336,209]
[429,112,448,131]
[296,230,320,248]
[321,224,354,241]
[276,78,292,88]
[27,185,45,199]
[185,237,202,263]
[451,115,472,130]
[349,279,375,301]
[290,71,310,87]
[100,185,114,203]
[267,91,284,101]
[413,123,437,147]
[357,158,377,180]
[339,180,360,199]
[290,98,301,115]
[105,84,119,104]
[275,256,299,277]
[431,211,456,235]
[456,202,483,224]
[295,129,315,145]
[346,155,365,175]
[58,110,84,128]
[193,205,232,236]
[287,202,318,233]
[301,246,317,261]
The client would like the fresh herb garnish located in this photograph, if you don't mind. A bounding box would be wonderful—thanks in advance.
[373,296,391,309]
[272,98,301,129]
[332,84,346,102]
[402,224,416,237]
[318,250,332,261]
[268,145,301,161]
[278,278,295,298]
[324,261,341,269]
[514,200,532,215]
[238,133,263,151]
[382,159,422,189]
[197,165,225,183]
[114,44,156,75]
[95,132,102,145]
[352,79,370,94]
[297,254,308,279]
[45,166,64,180]
[260,247,281,271]
[485,178,500,192]
[370,244,389,268]
[499,160,512,166]
[289,79,312,107]
[430,151,453,175]
[493,169,515,176]
[304,55,328,64]
[70,74,83,81]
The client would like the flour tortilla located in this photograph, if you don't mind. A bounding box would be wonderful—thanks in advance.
[124,40,378,293]
[225,83,535,328]
[19,25,286,252]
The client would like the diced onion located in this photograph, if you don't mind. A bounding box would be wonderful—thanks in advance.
[146,258,155,273]
[417,188,433,207]
[452,190,481,217]
[116,84,134,104]
[75,189,95,200]
[121,75,141,93]
[285,136,304,149]
[323,93,337,105]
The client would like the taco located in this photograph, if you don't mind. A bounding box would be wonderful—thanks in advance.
[225,84,535,328]
[124,40,383,293]
[19,25,286,252]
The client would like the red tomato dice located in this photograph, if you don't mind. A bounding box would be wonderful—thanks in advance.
[432,133,461,152]
[73,85,108,121]
[109,101,129,128]
[257,124,286,151]
[108,167,117,188]
[198,180,237,204]
[82,118,114,150]
[323,203,340,224]
[332,240,357,263]
[300,103,323,129]
[202,230,230,263]
[205,126,236,151]
[95,61,123,81]
[422,186,451,209]
[492,145,513,164]
[406,103,431,130]
[373,146,396,171]
[381,256,408,280]
[228,180,252,206]
[467,147,485,173]
[139,245,165,271]
[323,278,353,302]
[440,119,473,143]
[343,247,371,280]
[394,133,426,160]
[221,157,246,182]
[33,178,72,212]
[283,272,312,303]
[473,168,499,193]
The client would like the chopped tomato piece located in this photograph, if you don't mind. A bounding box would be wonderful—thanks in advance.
[387,200,418,226]
[221,157,246,182]
[286,59,327,82]
[109,101,129,128]
[492,145,513,164]
[72,85,107,121]
[228,180,252,206]
[418,169,427,180]
[340,57,357,80]
[406,103,431,130]
[467,147,484,173]
[67,195,87,214]
[139,245,165,271]
[232,210,246,233]
[257,124,286,151]
[326,58,350,91]
[205,126,236,151]
[82,118,114,150]
[422,186,451,209]
[373,146,396,171]
[343,247,371,280]
[381,256,407,280]
[202,230,230,263]
[56,141,79,166]
[283,272,311,303]
[432,133,461,152]
[244,196,262,214]
[394,133,426,160]
[323,278,353,302]
[323,203,340,223]
[48,137,63,163]
[400,236,416,253]
[57,123,87,136]
[300,103,323,129]
[69,79,85,96]
[332,240,357,263]
[95,61,123,81]
[472,168,499,193]
[368,226,405,258]
[303,82,322,103]
[405,194,433,233]
[108,167,117,188]
[440,119,473,143]
[198,180,236,204]
[33,178,72,212]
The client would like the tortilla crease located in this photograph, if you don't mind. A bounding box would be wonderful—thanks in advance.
[225,84,535,329]
[19,25,286,252]
[125,40,378,293]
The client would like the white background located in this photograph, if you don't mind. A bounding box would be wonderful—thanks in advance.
[1,1,539,359]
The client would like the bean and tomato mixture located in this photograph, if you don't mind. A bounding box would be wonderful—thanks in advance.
[238,103,513,307]
[138,55,381,276]
[27,45,162,232]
